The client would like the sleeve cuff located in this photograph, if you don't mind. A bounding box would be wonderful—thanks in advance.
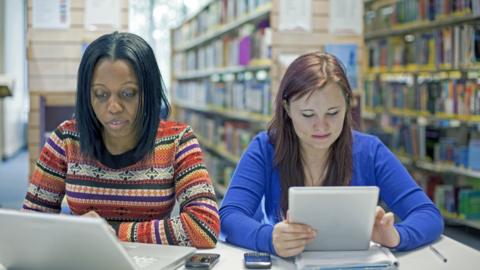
[392,224,408,251]
[257,224,277,255]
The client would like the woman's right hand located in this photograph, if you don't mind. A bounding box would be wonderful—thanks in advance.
[272,217,317,258]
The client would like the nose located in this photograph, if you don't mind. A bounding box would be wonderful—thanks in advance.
[313,116,328,131]
[107,97,123,114]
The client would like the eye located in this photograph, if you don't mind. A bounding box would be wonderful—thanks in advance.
[327,111,339,116]
[301,113,314,118]
[93,90,109,99]
[121,89,137,98]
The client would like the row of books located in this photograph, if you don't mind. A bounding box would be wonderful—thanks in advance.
[365,0,480,33]
[434,183,480,219]
[173,0,271,48]
[364,77,480,116]
[174,74,272,115]
[369,124,480,170]
[367,23,479,69]
[415,174,480,220]
[204,152,235,191]
[176,109,256,159]
[174,22,271,73]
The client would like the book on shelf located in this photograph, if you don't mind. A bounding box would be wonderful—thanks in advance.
[468,139,480,170]
[224,121,251,157]
[238,34,251,66]
[459,189,480,219]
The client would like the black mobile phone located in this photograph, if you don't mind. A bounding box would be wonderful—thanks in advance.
[244,252,272,269]
[185,253,220,269]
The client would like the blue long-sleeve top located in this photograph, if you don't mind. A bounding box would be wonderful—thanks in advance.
[219,130,444,255]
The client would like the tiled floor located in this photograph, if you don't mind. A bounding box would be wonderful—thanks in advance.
[1,150,480,251]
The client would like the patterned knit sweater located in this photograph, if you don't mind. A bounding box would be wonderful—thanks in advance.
[23,120,219,248]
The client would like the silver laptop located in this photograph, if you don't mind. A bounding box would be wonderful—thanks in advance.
[0,209,195,270]
[288,186,379,251]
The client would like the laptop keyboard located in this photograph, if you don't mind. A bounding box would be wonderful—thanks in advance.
[132,255,160,269]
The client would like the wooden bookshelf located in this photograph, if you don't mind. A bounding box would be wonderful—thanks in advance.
[171,0,364,189]
[363,0,480,230]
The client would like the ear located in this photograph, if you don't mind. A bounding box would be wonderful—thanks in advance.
[283,100,291,117]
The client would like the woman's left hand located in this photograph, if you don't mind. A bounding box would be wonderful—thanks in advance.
[82,210,116,236]
[371,206,400,248]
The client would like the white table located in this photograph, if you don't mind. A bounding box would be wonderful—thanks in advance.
[1,236,478,269]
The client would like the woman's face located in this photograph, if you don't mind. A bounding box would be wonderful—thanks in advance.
[286,82,347,152]
[90,59,140,149]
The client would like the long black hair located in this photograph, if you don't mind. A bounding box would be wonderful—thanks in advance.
[75,31,170,160]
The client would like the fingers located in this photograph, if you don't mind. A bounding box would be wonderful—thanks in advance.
[274,237,312,257]
[375,209,394,227]
[282,223,316,234]
[375,206,385,222]
[279,230,316,241]
[375,206,395,227]
[279,245,307,258]
[381,212,395,226]
[273,221,317,257]
[273,221,316,240]
[83,210,101,218]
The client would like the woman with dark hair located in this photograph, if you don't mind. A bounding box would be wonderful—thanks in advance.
[23,32,219,248]
[219,52,443,257]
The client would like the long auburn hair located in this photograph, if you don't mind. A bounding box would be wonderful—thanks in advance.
[267,52,353,215]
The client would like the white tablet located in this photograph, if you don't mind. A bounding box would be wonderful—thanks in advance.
[288,186,379,251]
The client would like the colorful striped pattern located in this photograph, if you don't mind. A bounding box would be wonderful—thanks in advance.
[23,120,219,248]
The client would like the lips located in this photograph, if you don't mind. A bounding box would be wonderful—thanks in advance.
[106,119,128,130]
[312,133,330,139]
